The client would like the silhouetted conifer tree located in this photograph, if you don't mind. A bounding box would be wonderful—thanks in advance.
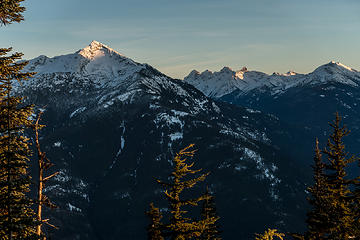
[0,47,38,239]
[0,1,40,239]
[302,138,331,240]
[353,161,360,237]
[321,113,356,239]
[200,187,221,240]
[153,144,217,239]
[146,203,164,240]
[299,113,357,239]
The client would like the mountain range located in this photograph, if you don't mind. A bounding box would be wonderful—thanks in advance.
[184,61,359,98]
[185,61,360,173]
[15,41,360,239]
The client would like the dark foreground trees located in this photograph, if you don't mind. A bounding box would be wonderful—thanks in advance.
[0,48,38,239]
[146,203,164,240]
[199,187,221,240]
[260,113,360,240]
[296,113,359,239]
[147,144,220,239]
[0,5,37,238]
[0,1,57,239]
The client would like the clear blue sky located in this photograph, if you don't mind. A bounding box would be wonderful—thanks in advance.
[1,0,359,79]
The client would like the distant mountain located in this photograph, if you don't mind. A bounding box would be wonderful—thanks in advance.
[17,41,308,240]
[184,61,360,98]
[185,62,360,170]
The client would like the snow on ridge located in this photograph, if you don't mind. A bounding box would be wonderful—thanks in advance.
[283,71,298,76]
[23,41,142,78]
[169,132,183,141]
[78,40,127,60]
[19,42,219,120]
[70,107,87,118]
[243,147,281,201]
[330,61,356,72]
[17,41,154,93]
[184,66,252,98]
[185,62,360,98]
[67,203,82,212]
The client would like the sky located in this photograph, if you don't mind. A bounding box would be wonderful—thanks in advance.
[1,0,359,79]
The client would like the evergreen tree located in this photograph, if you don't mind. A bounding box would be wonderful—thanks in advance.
[0,48,38,239]
[300,113,356,239]
[0,1,39,238]
[321,113,356,239]
[146,203,164,240]
[353,161,360,237]
[303,138,331,240]
[0,0,26,25]
[200,187,221,240]
[156,144,217,239]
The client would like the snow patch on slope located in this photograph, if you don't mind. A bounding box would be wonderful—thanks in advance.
[243,148,281,201]
[70,107,87,118]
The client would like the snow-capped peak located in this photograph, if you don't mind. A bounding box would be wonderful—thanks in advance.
[23,40,142,76]
[284,71,297,76]
[329,61,356,72]
[78,40,125,60]
[185,62,360,98]
[312,61,357,76]
[20,41,148,92]
[184,66,253,98]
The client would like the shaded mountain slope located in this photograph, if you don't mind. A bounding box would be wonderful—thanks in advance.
[17,41,308,239]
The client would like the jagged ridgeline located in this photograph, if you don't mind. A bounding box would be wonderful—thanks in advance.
[16,41,307,239]
[185,63,360,172]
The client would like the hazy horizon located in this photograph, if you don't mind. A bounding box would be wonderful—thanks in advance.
[1,0,359,79]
